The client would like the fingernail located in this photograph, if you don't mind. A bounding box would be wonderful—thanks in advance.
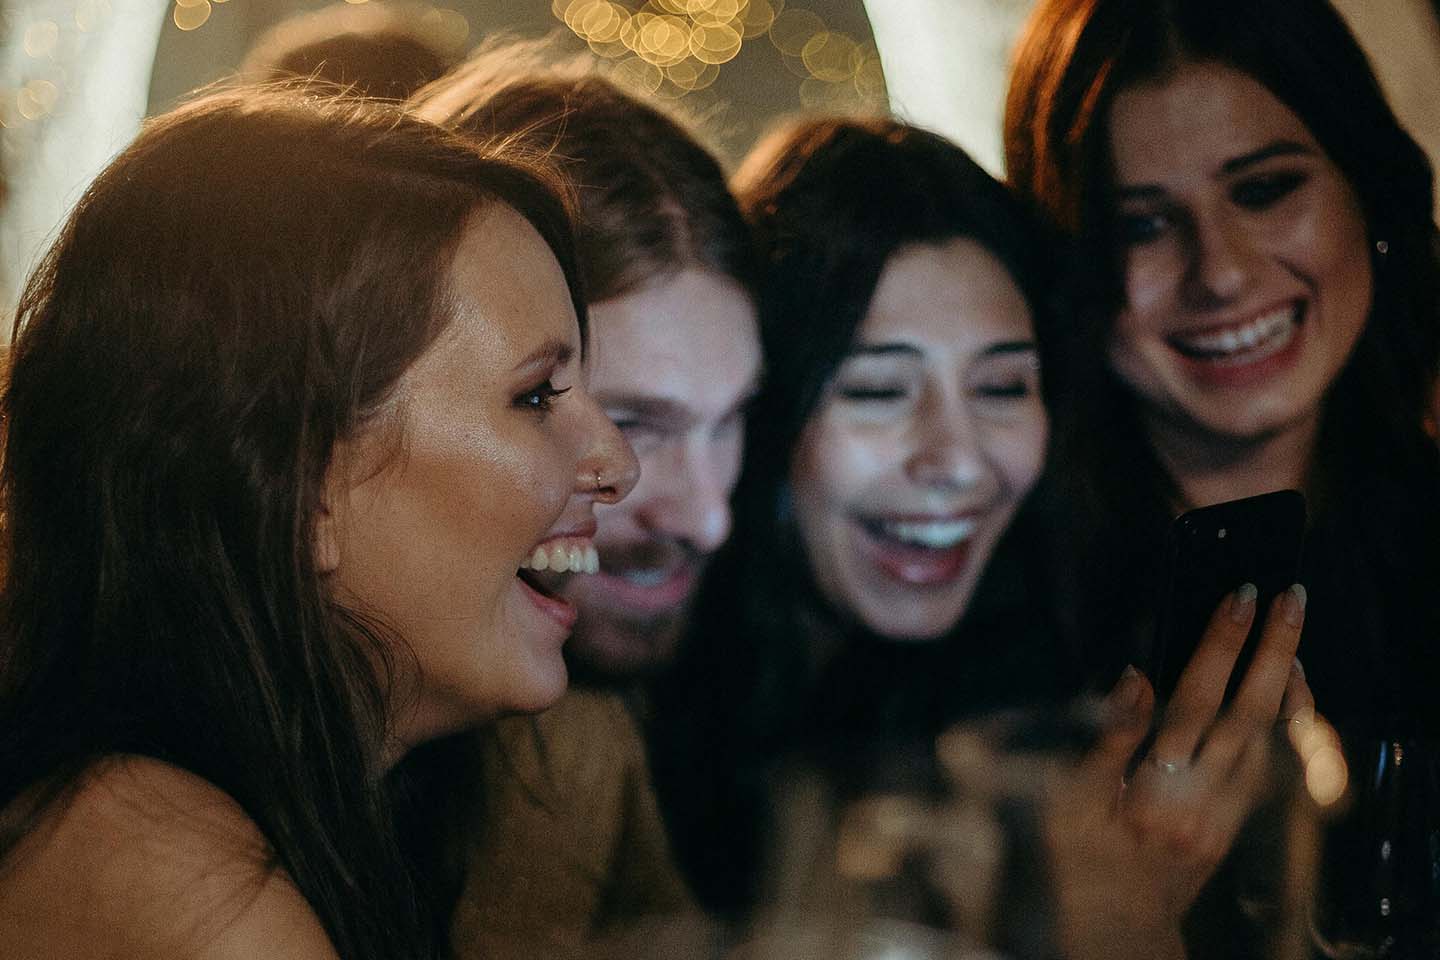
[1292,656,1306,679]
[1229,583,1258,623]
[1111,666,1145,720]
[1284,583,1307,627]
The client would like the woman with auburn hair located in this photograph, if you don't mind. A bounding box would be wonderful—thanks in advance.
[0,87,635,958]
[1005,0,1440,952]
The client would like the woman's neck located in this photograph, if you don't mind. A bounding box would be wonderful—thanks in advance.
[1143,407,1321,511]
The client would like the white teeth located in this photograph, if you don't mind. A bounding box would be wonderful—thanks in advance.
[1176,307,1295,356]
[881,519,978,549]
[517,539,600,575]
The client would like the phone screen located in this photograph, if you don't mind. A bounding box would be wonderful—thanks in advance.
[1151,490,1307,699]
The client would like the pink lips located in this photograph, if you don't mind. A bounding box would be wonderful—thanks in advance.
[585,565,697,615]
[1168,303,1305,388]
[515,518,598,631]
[856,519,975,587]
[517,576,578,630]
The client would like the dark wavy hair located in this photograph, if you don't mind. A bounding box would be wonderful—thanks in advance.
[0,87,581,958]
[1003,0,1440,713]
[408,36,755,302]
[648,116,1073,917]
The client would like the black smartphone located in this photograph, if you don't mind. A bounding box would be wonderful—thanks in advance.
[1150,490,1306,700]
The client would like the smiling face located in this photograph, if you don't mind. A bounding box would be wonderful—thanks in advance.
[1106,59,1372,445]
[552,267,760,677]
[322,204,637,750]
[790,238,1047,641]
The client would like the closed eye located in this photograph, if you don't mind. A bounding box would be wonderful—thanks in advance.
[835,386,908,402]
[974,381,1033,400]
[1231,171,1307,211]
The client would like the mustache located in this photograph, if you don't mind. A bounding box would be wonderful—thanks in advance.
[598,539,705,575]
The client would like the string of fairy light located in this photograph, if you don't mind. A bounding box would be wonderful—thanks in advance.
[555,0,886,105]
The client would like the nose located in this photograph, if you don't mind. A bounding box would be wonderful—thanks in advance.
[1184,211,1254,307]
[634,440,735,553]
[577,409,639,507]
[904,394,991,493]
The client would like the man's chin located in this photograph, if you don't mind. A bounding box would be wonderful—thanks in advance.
[564,614,686,682]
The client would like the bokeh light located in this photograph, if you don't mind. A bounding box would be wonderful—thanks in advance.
[23,21,60,60]
[766,6,822,56]
[1287,713,1349,808]
[173,1,212,31]
[74,0,113,32]
[551,0,880,105]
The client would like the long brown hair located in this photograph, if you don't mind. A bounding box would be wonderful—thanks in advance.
[410,37,755,303]
[1004,0,1440,706]
[0,87,581,958]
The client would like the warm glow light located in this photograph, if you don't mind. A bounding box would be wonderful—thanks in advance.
[553,0,876,102]
[767,6,823,56]
[1288,713,1349,808]
[74,0,113,31]
[17,80,59,120]
[854,51,886,99]
[1305,746,1348,807]
[173,1,212,30]
[612,54,664,94]
[666,58,720,91]
[689,22,742,63]
[23,21,60,59]
[801,30,859,82]
[738,0,779,38]
[419,8,470,46]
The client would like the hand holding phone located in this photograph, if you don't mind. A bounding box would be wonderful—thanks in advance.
[1150,490,1307,701]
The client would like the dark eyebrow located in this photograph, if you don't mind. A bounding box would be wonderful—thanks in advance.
[1220,139,1315,176]
[846,340,1037,360]
[847,342,924,359]
[978,340,1038,358]
[1116,140,1317,202]
[512,339,574,375]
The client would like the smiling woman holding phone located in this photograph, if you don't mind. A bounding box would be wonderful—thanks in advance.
[1006,0,1440,951]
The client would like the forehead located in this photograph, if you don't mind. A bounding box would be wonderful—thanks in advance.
[586,266,761,413]
[438,202,579,365]
[859,238,1033,354]
[1108,60,1319,182]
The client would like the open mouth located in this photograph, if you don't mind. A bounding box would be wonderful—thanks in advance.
[859,516,979,550]
[855,515,980,587]
[1168,303,1301,367]
[516,536,599,604]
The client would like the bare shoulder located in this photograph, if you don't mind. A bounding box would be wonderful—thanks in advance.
[0,756,338,960]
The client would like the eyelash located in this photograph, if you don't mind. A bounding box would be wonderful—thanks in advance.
[975,381,1033,400]
[514,381,570,414]
[1231,171,1307,210]
[836,386,907,403]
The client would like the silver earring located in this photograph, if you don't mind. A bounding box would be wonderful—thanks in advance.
[1376,239,1391,256]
